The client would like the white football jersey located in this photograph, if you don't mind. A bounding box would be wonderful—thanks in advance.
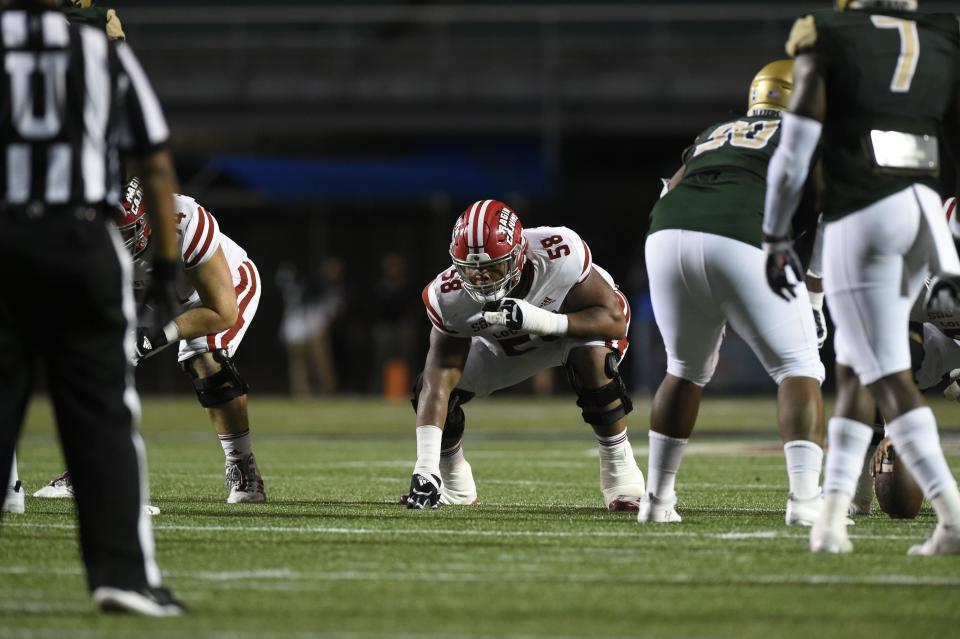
[133,193,248,310]
[422,226,620,356]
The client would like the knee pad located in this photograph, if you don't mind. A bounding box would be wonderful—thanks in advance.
[565,351,634,427]
[180,349,250,407]
[410,371,475,444]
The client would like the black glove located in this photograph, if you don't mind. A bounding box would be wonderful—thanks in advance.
[134,325,171,362]
[924,274,960,315]
[140,258,179,328]
[762,238,803,301]
[405,473,442,510]
[490,298,524,331]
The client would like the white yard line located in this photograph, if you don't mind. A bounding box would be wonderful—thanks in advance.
[1,520,932,541]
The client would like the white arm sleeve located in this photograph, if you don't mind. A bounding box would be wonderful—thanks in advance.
[762,112,822,239]
[806,214,825,278]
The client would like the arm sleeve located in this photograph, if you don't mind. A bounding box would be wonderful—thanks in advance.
[114,41,169,153]
[762,112,822,238]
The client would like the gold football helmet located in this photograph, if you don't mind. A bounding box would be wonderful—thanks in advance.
[747,59,793,113]
[835,1,917,9]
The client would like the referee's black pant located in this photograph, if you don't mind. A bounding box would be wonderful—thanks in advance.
[0,207,160,592]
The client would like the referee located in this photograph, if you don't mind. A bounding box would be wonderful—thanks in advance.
[0,0,185,616]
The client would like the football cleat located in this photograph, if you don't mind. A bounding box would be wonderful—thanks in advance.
[907,524,960,556]
[636,493,682,523]
[786,493,822,526]
[33,471,74,498]
[810,523,853,554]
[439,459,478,506]
[599,443,645,511]
[225,454,266,504]
[3,481,24,514]
[93,585,187,617]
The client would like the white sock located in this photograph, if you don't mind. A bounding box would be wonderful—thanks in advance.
[219,430,253,462]
[783,440,823,500]
[414,425,442,478]
[597,428,630,463]
[647,430,688,501]
[440,438,465,466]
[823,417,874,497]
[7,449,18,489]
[886,407,960,526]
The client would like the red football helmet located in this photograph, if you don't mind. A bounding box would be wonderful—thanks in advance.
[115,177,151,257]
[449,199,527,303]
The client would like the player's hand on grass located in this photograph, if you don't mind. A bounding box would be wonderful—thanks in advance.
[404,473,442,510]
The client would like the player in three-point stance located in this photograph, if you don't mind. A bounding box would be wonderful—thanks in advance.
[402,199,644,511]
[642,60,827,525]
[763,0,960,554]
[33,178,266,504]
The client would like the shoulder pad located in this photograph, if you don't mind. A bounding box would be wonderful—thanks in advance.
[786,15,817,57]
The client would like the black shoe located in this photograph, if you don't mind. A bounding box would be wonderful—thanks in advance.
[93,585,188,617]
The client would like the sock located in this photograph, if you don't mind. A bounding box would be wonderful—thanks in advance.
[7,449,19,490]
[823,417,874,497]
[886,407,960,526]
[647,430,688,501]
[783,440,823,500]
[219,430,253,462]
[414,425,442,478]
[440,438,465,466]
[851,442,877,513]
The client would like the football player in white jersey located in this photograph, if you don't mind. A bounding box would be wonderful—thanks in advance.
[402,199,645,511]
[33,178,265,504]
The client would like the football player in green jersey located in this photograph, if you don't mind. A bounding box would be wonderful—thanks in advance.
[641,60,828,526]
[763,0,960,555]
[64,0,125,40]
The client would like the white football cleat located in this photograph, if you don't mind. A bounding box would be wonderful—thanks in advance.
[225,453,266,504]
[143,505,160,516]
[439,459,478,505]
[3,481,24,514]
[599,442,645,511]
[33,471,74,498]
[907,524,960,556]
[93,586,187,617]
[810,521,853,554]
[637,493,682,523]
[786,493,822,526]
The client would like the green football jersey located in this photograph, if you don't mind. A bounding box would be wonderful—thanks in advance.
[63,6,110,31]
[788,9,960,219]
[648,112,784,249]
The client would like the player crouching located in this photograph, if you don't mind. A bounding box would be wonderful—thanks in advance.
[34,178,265,504]
[401,199,644,511]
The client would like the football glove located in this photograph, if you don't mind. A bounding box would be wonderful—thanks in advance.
[140,258,179,328]
[133,322,180,363]
[924,274,960,315]
[944,369,960,402]
[762,237,803,301]
[482,298,568,336]
[405,473,442,510]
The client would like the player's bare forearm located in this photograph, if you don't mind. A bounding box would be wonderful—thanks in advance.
[788,54,826,122]
[415,329,469,428]
[560,270,627,340]
[127,149,180,263]
[177,249,238,338]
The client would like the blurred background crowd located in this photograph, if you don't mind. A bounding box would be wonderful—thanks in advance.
[116,0,957,397]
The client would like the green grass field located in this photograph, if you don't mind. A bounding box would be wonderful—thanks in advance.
[3,395,960,639]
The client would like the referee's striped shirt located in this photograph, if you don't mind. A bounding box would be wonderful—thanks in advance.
[0,3,168,210]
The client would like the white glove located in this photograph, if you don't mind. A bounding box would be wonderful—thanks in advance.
[659,178,671,199]
[944,369,960,402]
[483,298,569,336]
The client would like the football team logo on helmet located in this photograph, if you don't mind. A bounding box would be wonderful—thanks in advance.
[115,177,151,258]
[449,199,527,304]
[747,59,793,114]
